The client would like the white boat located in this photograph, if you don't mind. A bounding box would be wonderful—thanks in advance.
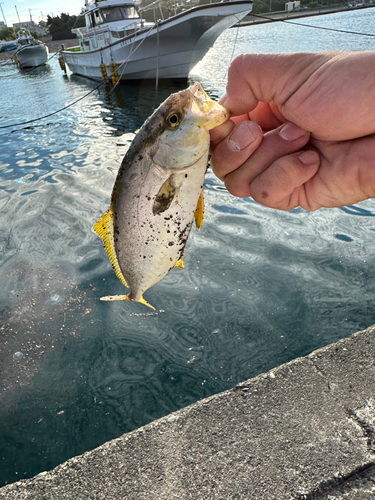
[14,28,49,69]
[61,0,253,81]
[0,40,18,52]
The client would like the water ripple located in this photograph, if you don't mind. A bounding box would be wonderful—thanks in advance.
[2,10,375,487]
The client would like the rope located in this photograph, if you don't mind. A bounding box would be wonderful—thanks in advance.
[110,21,158,92]
[22,51,58,74]
[249,13,375,37]
[154,20,160,108]
[0,24,159,131]
[228,15,241,65]
[0,69,19,78]
[0,83,102,129]
[0,50,58,78]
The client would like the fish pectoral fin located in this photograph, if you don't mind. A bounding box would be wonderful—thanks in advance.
[174,258,184,269]
[153,174,181,215]
[93,206,128,289]
[194,189,205,230]
[100,293,155,310]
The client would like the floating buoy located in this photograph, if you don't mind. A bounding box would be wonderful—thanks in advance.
[58,53,66,74]
[110,61,119,86]
[100,62,109,84]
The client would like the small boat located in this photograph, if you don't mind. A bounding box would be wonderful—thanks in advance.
[14,28,49,69]
[61,0,253,81]
[0,40,18,52]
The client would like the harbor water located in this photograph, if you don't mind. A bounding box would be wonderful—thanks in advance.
[1,7,375,486]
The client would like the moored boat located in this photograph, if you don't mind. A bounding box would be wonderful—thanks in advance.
[0,40,18,52]
[61,0,253,81]
[14,28,49,69]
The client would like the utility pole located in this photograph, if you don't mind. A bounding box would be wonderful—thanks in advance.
[0,2,7,26]
[15,5,21,23]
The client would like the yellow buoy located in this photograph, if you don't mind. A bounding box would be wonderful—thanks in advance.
[58,54,66,74]
[100,62,109,84]
[109,61,120,86]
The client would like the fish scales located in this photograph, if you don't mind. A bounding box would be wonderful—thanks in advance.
[94,82,229,308]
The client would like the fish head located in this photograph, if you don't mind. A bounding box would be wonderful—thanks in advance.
[150,82,230,171]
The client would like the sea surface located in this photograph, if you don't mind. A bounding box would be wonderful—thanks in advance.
[1,7,375,486]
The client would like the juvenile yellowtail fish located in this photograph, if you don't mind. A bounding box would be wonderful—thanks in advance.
[93,82,229,308]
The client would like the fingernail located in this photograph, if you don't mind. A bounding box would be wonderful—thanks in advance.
[279,122,308,141]
[227,122,255,151]
[299,150,318,165]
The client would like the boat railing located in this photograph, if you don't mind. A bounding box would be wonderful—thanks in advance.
[72,26,88,37]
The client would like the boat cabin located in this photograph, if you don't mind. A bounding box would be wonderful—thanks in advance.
[17,28,35,47]
[73,0,146,52]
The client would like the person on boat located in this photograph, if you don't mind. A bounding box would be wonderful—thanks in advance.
[210,51,375,211]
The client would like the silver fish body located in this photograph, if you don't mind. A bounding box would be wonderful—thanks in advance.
[94,82,229,307]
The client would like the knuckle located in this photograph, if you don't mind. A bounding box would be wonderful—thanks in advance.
[225,175,250,198]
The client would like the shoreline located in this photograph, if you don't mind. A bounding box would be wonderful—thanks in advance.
[236,3,375,26]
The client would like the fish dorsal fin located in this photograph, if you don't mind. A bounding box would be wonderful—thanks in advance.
[93,206,128,289]
[194,189,205,230]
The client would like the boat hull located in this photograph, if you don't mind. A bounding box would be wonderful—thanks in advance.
[62,0,252,81]
[16,44,49,69]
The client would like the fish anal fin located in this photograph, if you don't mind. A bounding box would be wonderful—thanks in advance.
[93,206,128,289]
[194,189,205,230]
[100,293,155,310]
[174,258,184,269]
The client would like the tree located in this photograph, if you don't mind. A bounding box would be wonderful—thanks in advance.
[46,13,84,35]
[0,27,16,41]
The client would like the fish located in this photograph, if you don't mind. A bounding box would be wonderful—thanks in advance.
[93,82,230,308]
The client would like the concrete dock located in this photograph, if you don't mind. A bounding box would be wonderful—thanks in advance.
[0,324,375,499]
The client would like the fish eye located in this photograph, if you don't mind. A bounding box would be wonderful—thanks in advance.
[167,112,181,128]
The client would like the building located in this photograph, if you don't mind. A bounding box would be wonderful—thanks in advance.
[285,1,300,11]
[12,20,46,35]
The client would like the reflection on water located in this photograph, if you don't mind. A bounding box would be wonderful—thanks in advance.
[1,7,375,487]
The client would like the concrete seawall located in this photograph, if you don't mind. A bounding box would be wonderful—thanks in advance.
[1,325,375,499]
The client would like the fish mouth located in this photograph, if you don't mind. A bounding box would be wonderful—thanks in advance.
[188,82,230,130]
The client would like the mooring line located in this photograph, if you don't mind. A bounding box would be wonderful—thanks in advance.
[0,23,159,130]
[249,13,375,36]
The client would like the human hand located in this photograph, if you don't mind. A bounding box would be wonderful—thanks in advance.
[210,52,375,211]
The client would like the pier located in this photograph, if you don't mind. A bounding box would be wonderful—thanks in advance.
[1,324,374,499]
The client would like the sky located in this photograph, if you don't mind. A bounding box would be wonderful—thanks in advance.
[0,0,86,27]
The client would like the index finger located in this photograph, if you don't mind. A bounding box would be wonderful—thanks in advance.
[219,53,328,118]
